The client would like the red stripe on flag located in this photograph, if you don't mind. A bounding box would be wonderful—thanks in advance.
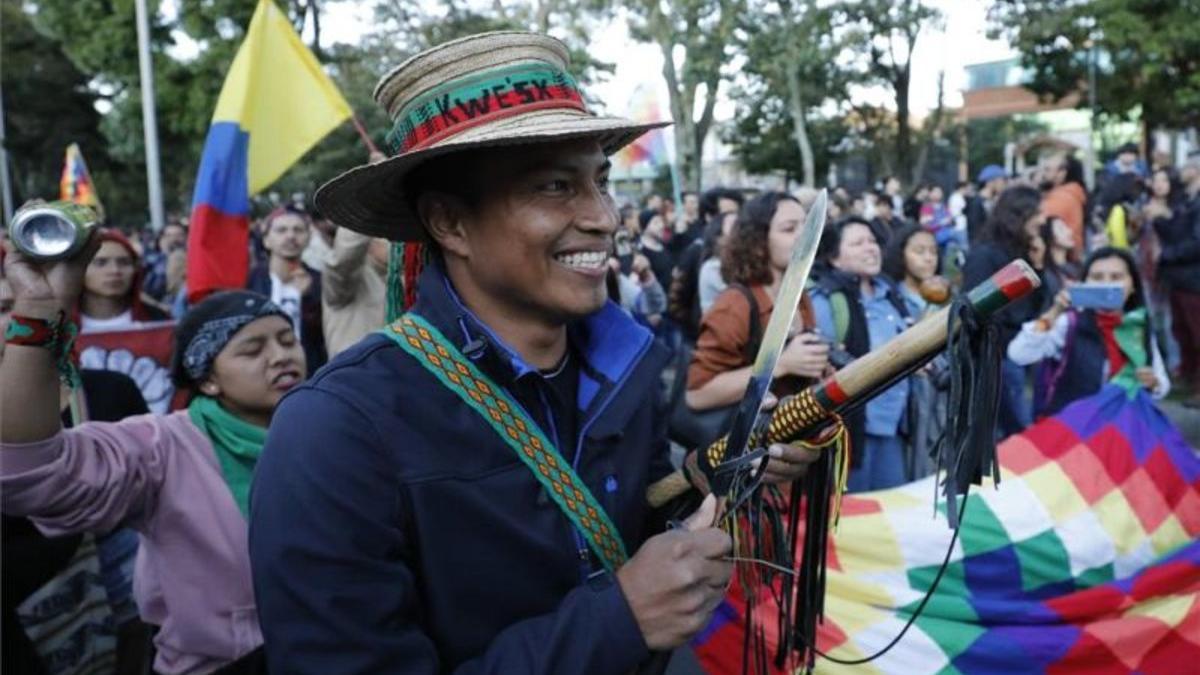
[187,204,250,303]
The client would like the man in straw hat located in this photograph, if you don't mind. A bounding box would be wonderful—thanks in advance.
[249,31,818,673]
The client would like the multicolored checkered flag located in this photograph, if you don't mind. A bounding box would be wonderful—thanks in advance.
[59,143,103,216]
[696,385,1200,673]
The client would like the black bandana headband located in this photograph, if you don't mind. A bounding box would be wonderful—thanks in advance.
[171,291,292,387]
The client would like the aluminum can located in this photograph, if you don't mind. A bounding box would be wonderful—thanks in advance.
[9,201,99,261]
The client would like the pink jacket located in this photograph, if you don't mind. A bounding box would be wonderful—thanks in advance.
[0,412,260,675]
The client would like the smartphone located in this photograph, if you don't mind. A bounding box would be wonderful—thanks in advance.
[1068,283,1125,311]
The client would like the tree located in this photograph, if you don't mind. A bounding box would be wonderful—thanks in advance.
[988,0,1200,143]
[964,115,1048,178]
[736,0,848,187]
[723,85,847,187]
[911,69,947,186]
[369,1,614,93]
[22,0,363,225]
[1,0,144,216]
[836,0,942,186]
[10,0,619,228]
[627,0,741,191]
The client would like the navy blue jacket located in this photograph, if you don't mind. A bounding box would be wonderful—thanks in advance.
[246,263,328,374]
[962,242,1045,347]
[1153,193,1200,294]
[249,263,674,674]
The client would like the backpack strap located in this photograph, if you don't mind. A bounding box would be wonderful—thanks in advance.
[829,290,851,345]
[728,283,762,362]
[1042,310,1078,410]
[380,314,628,572]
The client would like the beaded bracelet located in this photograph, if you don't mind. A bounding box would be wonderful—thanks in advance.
[4,312,81,386]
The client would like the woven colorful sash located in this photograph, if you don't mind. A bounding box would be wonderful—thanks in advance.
[381,313,628,571]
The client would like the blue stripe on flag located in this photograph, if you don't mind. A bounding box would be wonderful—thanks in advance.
[191,122,250,216]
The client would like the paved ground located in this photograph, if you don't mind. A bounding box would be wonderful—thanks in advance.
[1162,398,1200,449]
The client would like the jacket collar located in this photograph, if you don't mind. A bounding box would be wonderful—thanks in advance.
[819,268,899,301]
[408,261,656,414]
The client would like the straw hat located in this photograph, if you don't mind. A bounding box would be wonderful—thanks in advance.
[315,31,669,241]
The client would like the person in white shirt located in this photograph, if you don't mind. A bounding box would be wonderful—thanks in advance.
[245,208,327,373]
[1008,246,1169,418]
[79,229,169,332]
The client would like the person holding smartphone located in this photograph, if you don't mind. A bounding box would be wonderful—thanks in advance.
[1007,246,1169,417]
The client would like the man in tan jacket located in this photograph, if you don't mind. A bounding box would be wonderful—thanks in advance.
[321,226,389,357]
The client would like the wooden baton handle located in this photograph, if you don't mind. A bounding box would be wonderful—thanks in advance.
[648,259,1040,508]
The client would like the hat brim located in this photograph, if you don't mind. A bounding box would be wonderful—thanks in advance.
[315,110,670,241]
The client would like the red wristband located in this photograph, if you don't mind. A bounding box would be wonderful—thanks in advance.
[4,312,81,387]
[4,313,62,346]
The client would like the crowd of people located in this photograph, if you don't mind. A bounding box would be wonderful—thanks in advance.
[611,145,1198,494]
[1,28,1198,675]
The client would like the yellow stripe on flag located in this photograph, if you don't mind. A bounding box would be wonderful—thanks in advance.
[212,0,351,194]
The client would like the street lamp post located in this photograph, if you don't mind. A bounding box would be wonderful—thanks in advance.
[0,83,13,224]
[135,0,165,232]
[1084,18,1099,192]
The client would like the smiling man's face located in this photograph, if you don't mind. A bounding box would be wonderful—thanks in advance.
[422,139,619,325]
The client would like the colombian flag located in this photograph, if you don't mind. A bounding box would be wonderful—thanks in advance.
[60,143,102,214]
[187,0,351,301]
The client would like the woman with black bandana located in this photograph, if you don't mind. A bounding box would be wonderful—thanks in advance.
[2,234,305,675]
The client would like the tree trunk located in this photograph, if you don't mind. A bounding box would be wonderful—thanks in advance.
[912,70,944,186]
[309,0,321,57]
[896,69,912,185]
[660,41,698,193]
[534,0,552,32]
[785,61,815,187]
[690,74,720,191]
[1141,101,1155,164]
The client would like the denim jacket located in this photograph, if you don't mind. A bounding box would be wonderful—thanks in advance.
[811,275,910,436]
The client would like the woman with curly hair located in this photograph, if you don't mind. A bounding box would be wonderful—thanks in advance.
[686,192,829,416]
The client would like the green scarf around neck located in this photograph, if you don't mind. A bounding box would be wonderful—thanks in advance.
[1108,307,1149,397]
[188,396,267,518]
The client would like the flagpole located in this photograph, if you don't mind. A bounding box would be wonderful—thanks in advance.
[135,0,165,231]
[0,82,13,224]
[350,115,380,155]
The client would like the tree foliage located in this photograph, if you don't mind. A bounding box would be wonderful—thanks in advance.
[1,0,142,215]
[989,0,1200,134]
[627,0,741,192]
[964,115,1048,178]
[724,86,846,187]
[733,0,848,187]
[835,0,941,185]
[5,0,618,227]
[11,0,357,226]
